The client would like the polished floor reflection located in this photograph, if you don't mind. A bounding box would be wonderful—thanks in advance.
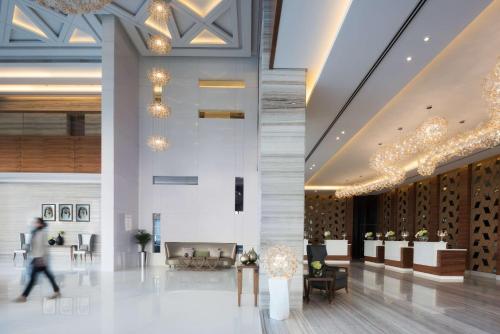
[0,259,261,334]
[262,262,500,334]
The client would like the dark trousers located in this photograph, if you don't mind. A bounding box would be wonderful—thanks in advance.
[22,259,60,297]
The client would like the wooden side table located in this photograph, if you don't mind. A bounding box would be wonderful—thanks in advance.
[237,264,259,306]
[303,274,335,303]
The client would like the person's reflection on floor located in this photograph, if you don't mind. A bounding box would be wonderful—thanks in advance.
[14,217,61,302]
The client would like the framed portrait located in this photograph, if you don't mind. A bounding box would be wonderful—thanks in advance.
[76,204,90,222]
[41,204,56,221]
[59,204,73,222]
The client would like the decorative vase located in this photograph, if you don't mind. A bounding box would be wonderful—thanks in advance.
[366,237,374,240]
[48,238,56,246]
[418,236,429,242]
[139,251,147,268]
[247,248,258,264]
[387,236,396,241]
[56,233,64,245]
[240,253,250,265]
[312,268,324,278]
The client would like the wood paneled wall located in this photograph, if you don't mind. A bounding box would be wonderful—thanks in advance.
[0,136,100,173]
[0,95,101,113]
[377,156,499,274]
[304,192,353,243]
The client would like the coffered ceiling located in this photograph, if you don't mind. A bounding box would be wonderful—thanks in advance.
[0,0,254,60]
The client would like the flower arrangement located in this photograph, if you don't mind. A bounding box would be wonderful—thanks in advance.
[310,260,324,277]
[324,230,331,240]
[385,230,396,241]
[415,228,429,241]
[365,232,374,240]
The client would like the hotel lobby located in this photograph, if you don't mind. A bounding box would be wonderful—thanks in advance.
[0,0,499,333]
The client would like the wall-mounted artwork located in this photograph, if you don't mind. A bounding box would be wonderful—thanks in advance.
[42,204,56,221]
[59,204,73,222]
[76,204,90,222]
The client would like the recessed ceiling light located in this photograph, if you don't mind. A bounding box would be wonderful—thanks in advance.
[459,120,465,124]
[397,127,403,131]
[406,56,412,62]
[336,136,340,140]
[341,131,345,134]
[423,36,431,42]
[426,105,433,110]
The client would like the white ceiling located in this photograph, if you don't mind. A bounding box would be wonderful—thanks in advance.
[0,0,254,59]
[308,0,500,186]
[273,0,494,187]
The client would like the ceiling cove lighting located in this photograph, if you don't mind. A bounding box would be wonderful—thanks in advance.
[12,6,47,38]
[0,65,101,79]
[190,29,227,45]
[177,0,223,18]
[69,28,97,44]
[145,17,172,38]
[198,80,246,89]
[336,57,500,198]
[0,84,101,93]
[36,0,111,14]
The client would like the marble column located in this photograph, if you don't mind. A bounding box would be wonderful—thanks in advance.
[259,0,306,309]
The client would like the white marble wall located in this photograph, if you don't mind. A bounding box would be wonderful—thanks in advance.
[0,182,101,256]
[259,0,306,309]
[101,16,140,271]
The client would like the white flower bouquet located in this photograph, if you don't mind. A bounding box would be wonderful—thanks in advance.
[415,228,429,241]
[385,230,396,240]
[364,232,374,240]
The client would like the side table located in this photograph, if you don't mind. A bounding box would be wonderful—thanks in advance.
[237,264,259,306]
[303,274,335,303]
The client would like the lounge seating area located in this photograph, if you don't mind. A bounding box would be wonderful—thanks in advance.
[164,242,237,269]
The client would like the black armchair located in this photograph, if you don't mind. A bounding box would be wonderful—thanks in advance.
[306,245,348,294]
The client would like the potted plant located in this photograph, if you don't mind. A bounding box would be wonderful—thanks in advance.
[365,232,374,240]
[415,228,429,241]
[324,230,331,240]
[134,229,152,268]
[310,260,324,277]
[385,230,396,241]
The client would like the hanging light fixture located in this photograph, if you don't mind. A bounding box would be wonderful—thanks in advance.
[148,135,169,152]
[148,35,172,55]
[148,0,171,24]
[148,101,170,118]
[148,67,171,86]
[36,0,111,14]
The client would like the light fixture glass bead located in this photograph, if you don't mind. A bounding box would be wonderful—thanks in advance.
[148,101,170,118]
[148,0,171,24]
[148,35,172,55]
[36,0,111,14]
[148,67,170,86]
[147,135,169,152]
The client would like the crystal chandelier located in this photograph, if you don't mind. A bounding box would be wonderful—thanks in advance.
[148,0,171,24]
[147,135,169,152]
[148,35,172,55]
[148,67,171,86]
[36,0,111,14]
[148,101,170,118]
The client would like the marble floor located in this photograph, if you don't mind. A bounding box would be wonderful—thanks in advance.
[0,258,261,334]
[261,262,500,334]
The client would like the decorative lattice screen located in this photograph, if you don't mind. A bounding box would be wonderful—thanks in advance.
[382,191,393,233]
[470,157,499,274]
[416,179,432,232]
[397,186,410,237]
[439,169,463,249]
[304,192,346,243]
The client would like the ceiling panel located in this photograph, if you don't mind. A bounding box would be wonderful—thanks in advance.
[0,0,254,59]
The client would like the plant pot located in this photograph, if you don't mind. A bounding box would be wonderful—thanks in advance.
[418,236,429,242]
[139,251,148,268]
[387,237,396,241]
[56,234,64,246]
[48,238,56,246]
[366,237,374,240]
[312,268,324,278]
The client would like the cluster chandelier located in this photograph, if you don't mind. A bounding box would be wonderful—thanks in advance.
[36,0,111,14]
[336,57,500,199]
[147,67,171,152]
[147,0,172,55]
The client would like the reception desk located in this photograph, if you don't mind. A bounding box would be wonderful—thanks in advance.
[413,242,467,282]
[384,241,413,272]
[364,240,384,267]
[325,240,351,264]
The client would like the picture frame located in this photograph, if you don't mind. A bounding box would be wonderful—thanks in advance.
[41,204,56,221]
[75,204,90,222]
[59,204,73,222]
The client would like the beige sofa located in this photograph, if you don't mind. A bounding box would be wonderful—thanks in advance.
[165,242,237,268]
